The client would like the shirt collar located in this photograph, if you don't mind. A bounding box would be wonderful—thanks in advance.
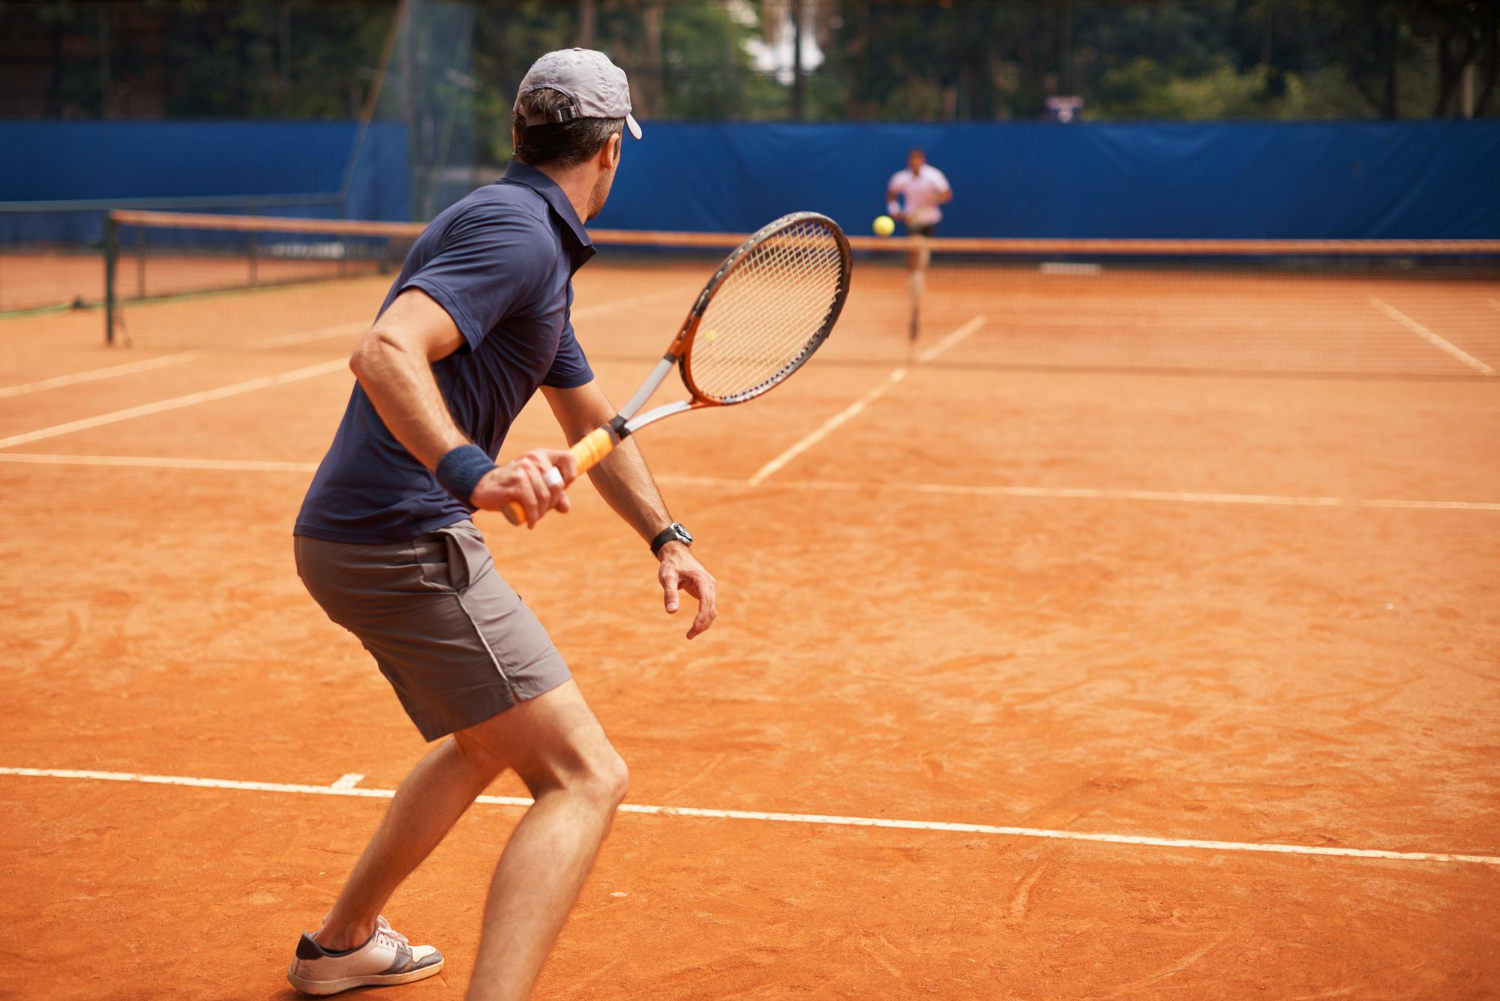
[500,161,595,268]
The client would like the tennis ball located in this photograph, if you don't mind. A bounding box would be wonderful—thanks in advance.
[873,215,896,237]
[701,328,719,343]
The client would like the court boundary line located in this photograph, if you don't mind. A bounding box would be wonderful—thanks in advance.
[0,288,674,401]
[747,367,910,485]
[2,766,1495,867]
[0,359,348,450]
[1369,297,1495,375]
[0,352,200,399]
[1,453,1496,512]
[749,313,986,484]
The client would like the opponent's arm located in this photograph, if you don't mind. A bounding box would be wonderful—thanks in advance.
[542,379,718,638]
[886,184,904,220]
[350,288,575,525]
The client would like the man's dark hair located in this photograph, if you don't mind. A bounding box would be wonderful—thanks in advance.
[513,88,624,168]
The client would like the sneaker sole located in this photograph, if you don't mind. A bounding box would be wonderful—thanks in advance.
[287,957,444,995]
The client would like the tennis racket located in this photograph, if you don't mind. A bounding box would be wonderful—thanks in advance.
[503,211,852,525]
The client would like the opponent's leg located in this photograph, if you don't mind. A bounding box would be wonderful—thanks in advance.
[458,679,628,1001]
[315,737,500,950]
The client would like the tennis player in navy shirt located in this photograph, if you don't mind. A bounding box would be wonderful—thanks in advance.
[286,50,716,1000]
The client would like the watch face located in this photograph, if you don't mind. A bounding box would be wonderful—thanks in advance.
[672,523,693,544]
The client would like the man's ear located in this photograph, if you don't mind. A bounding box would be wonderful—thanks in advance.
[603,132,621,168]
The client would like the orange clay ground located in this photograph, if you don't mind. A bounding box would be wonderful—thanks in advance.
[1,259,1498,1000]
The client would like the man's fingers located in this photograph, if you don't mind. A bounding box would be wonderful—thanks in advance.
[686,579,718,639]
[548,449,580,484]
[660,566,680,614]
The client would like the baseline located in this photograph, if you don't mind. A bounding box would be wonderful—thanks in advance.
[1,766,1495,867]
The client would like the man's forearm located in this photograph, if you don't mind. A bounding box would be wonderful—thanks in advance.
[350,331,468,470]
[588,438,672,543]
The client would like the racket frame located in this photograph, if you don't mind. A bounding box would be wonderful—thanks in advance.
[505,211,851,524]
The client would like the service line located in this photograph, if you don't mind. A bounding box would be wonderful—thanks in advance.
[1,766,1496,867]
[2,453,1497,513]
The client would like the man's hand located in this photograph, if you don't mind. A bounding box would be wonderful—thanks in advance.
[470,449,580,528]
[657,542,717,639]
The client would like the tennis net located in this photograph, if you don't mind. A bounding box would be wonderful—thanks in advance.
[103,210,1500,378]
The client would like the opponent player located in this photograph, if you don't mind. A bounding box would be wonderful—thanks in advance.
[285,49,716,999]
[886,148,953,340]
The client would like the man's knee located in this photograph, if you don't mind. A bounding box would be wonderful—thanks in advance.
[543,745,628,810]
[587,749,629,810]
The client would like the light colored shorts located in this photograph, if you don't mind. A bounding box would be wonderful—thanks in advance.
[294,520,571,741]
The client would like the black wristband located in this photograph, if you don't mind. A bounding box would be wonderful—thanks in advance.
[435,444,497,507]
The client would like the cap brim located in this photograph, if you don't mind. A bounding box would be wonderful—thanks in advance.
[625,113,642,140]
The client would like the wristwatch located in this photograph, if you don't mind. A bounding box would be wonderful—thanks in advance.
[650,522,693,558]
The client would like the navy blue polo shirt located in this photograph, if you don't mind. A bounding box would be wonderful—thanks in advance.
[294,162,596,544]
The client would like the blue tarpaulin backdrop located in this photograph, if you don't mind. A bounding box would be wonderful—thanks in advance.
[3,120,1496,239]
[593,121,1500,240]
[0,120,410,245]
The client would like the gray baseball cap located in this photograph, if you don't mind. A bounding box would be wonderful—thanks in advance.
[515,48,642,140]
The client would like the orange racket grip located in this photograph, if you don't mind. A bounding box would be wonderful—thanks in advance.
[502,426,619,527]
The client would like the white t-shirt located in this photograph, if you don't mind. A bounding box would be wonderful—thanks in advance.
[887,164,951,227]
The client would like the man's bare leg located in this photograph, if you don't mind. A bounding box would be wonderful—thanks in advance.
[315,737,500,950]
[458,680,628,1001]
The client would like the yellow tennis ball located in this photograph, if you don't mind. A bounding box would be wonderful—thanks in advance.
[873,215,896,237]
[701,328,719,343]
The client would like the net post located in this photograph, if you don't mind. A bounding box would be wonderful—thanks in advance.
[136,224,146,300]
[103,212,118,345]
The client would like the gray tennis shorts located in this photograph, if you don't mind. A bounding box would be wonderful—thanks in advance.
[294,520,571,741]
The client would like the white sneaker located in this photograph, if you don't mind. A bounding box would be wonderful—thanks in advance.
[287,915,444,995]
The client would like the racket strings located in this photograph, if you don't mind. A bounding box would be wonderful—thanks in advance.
[687,218,846,403]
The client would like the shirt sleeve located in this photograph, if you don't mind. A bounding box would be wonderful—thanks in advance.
[542,316,594,389]
[887,170,908,193]
[401,206,552,352]
[929,167,952,193]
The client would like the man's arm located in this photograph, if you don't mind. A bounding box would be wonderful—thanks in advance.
[350,288,576,526]
[541,379,718,639]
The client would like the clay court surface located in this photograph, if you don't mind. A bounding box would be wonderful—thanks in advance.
[2,258,1499,999]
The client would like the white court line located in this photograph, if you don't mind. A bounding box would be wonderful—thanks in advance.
[0,359,348,450]
[916,315,986,364]
[750,313,987,484]
[0,453,319,472]
[330,773,364,790]
[0,352,200,399]
[669,476,1500,513]
[2,453,1495,513]
[0,323,365,401]
[747,368,909,485]
[0,289,675,403]
[1370,297,1495,375]
[1,766,1495,866]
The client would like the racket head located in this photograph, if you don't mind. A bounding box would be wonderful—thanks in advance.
[676,212,852,407]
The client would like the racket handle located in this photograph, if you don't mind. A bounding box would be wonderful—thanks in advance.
[502,426,619,526]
